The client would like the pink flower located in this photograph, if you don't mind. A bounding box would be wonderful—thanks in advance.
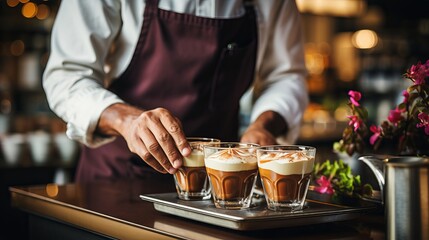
[314,175,334,195]
[387,108,404,124]
[402,90,409,104]
[347,115,362,132]
[417,112,429,135]
[348,90,362,107]
[407,61,429,85]
[369,125,381,145]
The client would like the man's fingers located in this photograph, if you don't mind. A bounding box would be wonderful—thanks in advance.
[160,112,191,158]
[138,108,186,173]
[125,108,190,174]
[241,129,277,146]
[129,133,167,173]
[139,127,178,174]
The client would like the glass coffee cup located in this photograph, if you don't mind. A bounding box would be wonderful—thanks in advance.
[257,145,316,211]
[173,137,220,200]
[203,142,259,209]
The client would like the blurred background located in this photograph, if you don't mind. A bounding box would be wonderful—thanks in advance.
[0,0,429,239]
[295,0,429,161]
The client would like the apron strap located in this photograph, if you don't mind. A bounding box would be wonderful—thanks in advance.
[145,0,160,13]
[146,0,160,8]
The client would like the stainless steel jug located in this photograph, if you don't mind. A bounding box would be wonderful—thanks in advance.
[359,156,429,240]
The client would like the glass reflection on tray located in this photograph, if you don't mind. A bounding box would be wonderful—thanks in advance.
[140,192,380,230]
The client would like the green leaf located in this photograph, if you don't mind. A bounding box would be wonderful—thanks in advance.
[314,162,320,175]
[333,141,347,153]
[355,175,361,185]
[355,107,368,120]
[398,102,407,110]
[313,159,375,199]
[408,92,420,103]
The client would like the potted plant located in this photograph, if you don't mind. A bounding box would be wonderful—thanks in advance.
[334,59,429,157]
[312,59,429,203]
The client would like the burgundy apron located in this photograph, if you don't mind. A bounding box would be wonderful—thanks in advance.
[76,0,257,183]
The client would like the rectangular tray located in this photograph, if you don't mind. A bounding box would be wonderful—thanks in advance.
[140,192,378,231]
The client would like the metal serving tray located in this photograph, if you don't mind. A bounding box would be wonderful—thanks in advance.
[140,192,379,231]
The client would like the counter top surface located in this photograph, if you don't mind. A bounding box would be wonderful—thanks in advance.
[10,175,385,240]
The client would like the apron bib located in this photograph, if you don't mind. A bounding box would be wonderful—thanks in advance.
[76,0,257,182]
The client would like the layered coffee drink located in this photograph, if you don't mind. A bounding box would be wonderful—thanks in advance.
[174,138,219,200]
[257,146,316,211]
[204,143,259,209]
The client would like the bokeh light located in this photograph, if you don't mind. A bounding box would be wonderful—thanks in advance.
[6,0,20,7]
[36,4,50,20]
[22,2,38,18]
[46,184,59,197]
[352,29,378,49]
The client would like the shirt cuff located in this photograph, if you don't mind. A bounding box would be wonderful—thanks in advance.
[66,96,125,148]
[250,82,308,144]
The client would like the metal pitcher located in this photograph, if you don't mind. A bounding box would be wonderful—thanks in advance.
[359,156,429,240]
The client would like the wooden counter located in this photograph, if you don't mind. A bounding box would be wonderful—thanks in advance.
[10,176,385,240]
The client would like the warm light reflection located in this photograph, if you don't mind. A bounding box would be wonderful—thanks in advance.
[307,53,324,74]
[297,0,366,17]
[305,44,326,75]
[352,30,378,49]
[46,183,59,197]
[36,4,50,20]
[19,0,30,3]
[10,40,25,56]
[6,0,20,7]
[334,105,349,122]
[333,32,358,82]
[311,110,336,133]
[22,2,38,18]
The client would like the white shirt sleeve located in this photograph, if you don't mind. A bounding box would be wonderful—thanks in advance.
[44,0,308,147]
[251,0,309,144]
[43,0,125,147]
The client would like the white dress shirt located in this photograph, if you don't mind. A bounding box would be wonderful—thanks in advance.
[43,0,308,147]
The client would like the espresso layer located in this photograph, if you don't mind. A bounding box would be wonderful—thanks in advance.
[206,167,257,200]
[259,168,311,202]
[175,166,208,192]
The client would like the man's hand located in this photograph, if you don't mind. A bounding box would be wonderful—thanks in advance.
[97,103,191,174]
[240,111,288,146]
[240,125,277,146]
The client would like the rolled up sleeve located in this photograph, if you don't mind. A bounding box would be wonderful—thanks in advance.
[251,0,309,144]
[43,0,124,147]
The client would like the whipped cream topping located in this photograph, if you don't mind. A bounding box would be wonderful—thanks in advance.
[258,151,315,175]
[205,148,257,172]
[183,149,205,167]
[182,140,219,167]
